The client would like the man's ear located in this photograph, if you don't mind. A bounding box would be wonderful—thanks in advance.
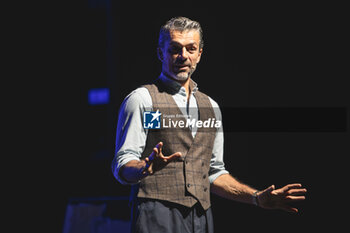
[196,48,203,63]
[157,47,164,61]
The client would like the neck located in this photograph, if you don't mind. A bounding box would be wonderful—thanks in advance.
[163,72,192,98]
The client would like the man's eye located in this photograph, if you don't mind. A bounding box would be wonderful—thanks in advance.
[169,46,181,53]
[188,47,197,52]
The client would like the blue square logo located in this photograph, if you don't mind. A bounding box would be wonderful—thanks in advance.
[143,110,162,129]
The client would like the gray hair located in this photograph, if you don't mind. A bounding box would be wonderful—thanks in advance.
[158,16,204,50]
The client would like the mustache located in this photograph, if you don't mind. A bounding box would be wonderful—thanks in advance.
[174,61,191,66]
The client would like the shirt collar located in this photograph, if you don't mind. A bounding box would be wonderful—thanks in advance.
[158,73,198,96]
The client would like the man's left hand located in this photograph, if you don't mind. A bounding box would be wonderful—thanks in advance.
[257,183,307,213]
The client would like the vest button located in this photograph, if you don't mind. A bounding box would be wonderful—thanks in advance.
[203,174,206,179]
[201,161,205,166]
[187,183,191,188]
[204,187,208,192]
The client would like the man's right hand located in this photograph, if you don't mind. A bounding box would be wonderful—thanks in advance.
[143,142,182,175]
[120,142,182,183]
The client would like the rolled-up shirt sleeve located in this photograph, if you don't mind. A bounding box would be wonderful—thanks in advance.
[208,98,229,184]
[111,87,151,185]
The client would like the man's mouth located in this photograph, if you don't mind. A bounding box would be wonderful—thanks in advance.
[175,65,190,70]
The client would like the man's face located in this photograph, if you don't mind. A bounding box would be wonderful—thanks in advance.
[159,30,203,82]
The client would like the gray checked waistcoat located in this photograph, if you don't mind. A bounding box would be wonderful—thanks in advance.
[136,79,217,210]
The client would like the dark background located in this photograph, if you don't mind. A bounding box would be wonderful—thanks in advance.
[42,1,349,232]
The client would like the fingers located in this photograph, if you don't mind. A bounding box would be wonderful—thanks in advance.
[287,188,307,196]
[158,141,163,155]
[265,184,275,192]
[280,184,306,213]
[164,152,182,162]
[144,142,182,175]
[281,184,307,200]
[285,195,306,202]
[282,183,302,192]
[149,142,182,162]
[144,143,162,175]
[280,204,299,213]
[260,183,306,213]
[147,142,163,161]
[147,163,154,175]
[281,193,306,213]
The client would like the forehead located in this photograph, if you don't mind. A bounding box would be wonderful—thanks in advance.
[167,30,200,46]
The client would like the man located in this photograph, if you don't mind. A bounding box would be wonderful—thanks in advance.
[112,17,306,233]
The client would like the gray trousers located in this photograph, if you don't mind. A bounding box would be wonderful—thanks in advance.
[131,199,214,233]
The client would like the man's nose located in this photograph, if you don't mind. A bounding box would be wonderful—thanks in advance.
[178,47,189,60]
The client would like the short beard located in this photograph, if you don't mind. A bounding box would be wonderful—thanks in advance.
[173,71,190,81]
[168,65,197,82]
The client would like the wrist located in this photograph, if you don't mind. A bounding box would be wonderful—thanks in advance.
[252,190,260,207]
[121,160,149,183]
